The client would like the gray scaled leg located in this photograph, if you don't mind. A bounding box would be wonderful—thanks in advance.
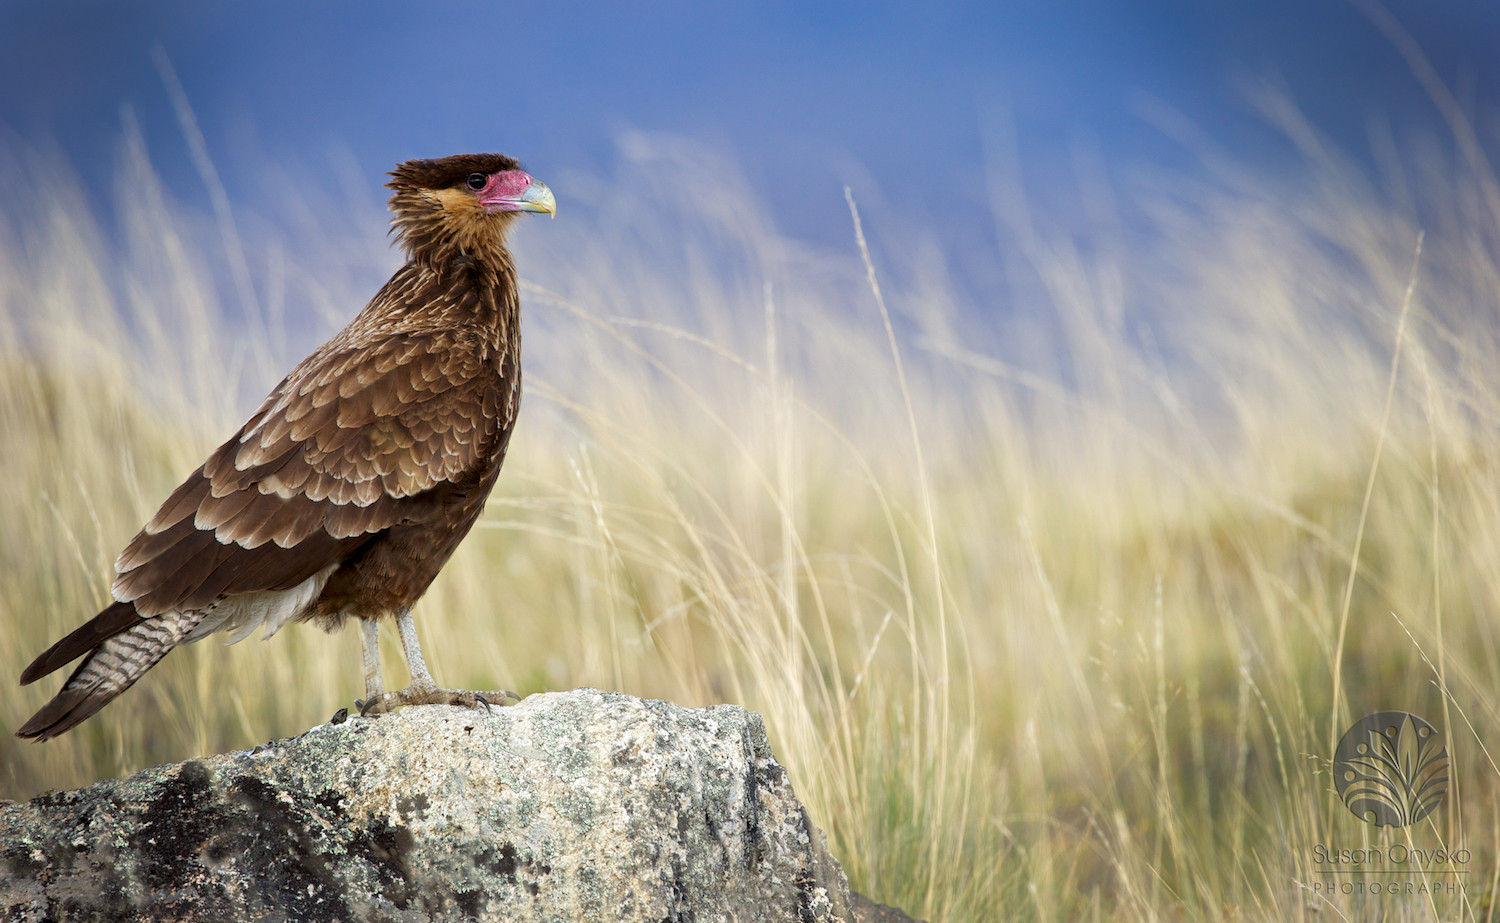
[358,608,520,715]
[355,618,384,711]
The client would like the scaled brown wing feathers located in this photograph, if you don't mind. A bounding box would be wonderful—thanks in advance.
[113,329,509,617]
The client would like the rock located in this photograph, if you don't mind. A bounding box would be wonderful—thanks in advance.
[0,689,855,922]
[850,892,927,923]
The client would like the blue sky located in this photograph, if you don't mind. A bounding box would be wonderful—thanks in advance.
[1,1,1497,270]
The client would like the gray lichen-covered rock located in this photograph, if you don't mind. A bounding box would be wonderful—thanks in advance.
[0,689,854,922]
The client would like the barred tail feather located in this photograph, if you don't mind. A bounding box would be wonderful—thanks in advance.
[20,601,143,686]
[16,609,207,741]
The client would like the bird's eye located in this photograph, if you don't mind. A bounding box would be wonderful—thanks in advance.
[466,173,487,191]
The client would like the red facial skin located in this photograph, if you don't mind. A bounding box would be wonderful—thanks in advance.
[475,170,537,212]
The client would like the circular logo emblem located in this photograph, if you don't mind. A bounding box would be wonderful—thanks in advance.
[1334,711,1449,827]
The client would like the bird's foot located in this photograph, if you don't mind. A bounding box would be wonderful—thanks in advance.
[358,684,521,717]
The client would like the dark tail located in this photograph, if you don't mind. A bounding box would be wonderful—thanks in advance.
[17,601,202,741]
[20,601,144,685]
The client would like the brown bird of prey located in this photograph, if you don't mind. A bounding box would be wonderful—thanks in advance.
[16,153,555,741]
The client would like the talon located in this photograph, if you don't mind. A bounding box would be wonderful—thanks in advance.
[475,695,492,716]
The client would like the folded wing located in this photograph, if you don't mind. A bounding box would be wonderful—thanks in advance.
[18,327,509,732]
[113,329,506,617]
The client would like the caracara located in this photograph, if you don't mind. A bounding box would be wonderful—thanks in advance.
[16,153,555,741]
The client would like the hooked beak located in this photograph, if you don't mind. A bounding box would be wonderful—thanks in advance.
[482,174,556,218]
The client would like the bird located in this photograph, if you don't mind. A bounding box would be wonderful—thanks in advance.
[16,152,555,741]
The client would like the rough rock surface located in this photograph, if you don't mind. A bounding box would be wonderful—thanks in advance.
[0,689,856,922]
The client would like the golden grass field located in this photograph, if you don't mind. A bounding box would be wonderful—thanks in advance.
[4,109,1500,920]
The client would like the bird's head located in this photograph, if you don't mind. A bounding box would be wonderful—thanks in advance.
[387,153,555,269]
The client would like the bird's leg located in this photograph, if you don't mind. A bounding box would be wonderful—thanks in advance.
[397,607,436,689]
[358,618,384,708]
[358,608,520,716]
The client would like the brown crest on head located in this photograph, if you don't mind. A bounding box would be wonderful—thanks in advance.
[387,153,527,268]
[388,153,522,192]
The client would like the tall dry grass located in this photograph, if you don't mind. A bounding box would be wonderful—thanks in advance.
[3,106,1500,920]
